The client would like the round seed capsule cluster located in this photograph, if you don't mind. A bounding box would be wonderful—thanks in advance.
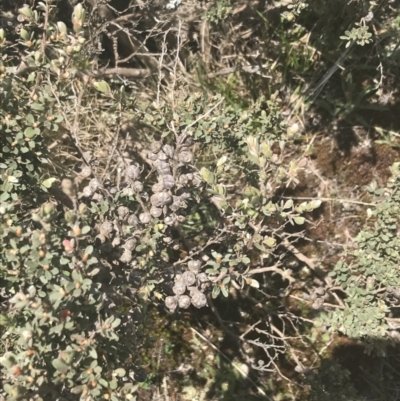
[147,140,198,226]
[77,138,198,228]
[165,259,210,312]
[73,138,201,279]
[94,215,139,265]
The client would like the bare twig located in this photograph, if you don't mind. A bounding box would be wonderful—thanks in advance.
[280,196,375,207]
[102,67,150,78]
[162,376,169,401]
[183,97,225,134]
[200,19,211,66]
[207,65,272,79]
[247,264,296,283]
[240,319,262,340]
[156,31,169,104]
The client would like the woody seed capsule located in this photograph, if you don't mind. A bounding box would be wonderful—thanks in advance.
[182,271,196,286]
[118,206,130,221]
[149,141,162,154]
[172,280,186,296]
[150,206,163,218]
[124,239,137,251]
[178,151,193,164]
[152,182,164,193]
[126,165,140,180]
[165,296,178,312]
[133,181,143,192]
[150,192,172,208]
[188,260,202,273]
[154,160,171,176]
[178,295,191,309]
[139,212,152,224]
[161,175,175,190]
[88,178,100,191]
[191,291,207,308]
[162,144,174,158]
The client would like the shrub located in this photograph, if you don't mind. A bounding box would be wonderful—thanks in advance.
[321,162,400,351]
[0,3,322,399]
[1,0,399,400]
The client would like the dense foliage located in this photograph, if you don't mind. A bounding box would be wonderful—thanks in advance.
[1,0,399,400]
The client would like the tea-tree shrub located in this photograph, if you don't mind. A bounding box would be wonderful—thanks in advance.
[138,92,321,303]
[0,3,321,400]
[0,5,151,400]
[321,162,400,350]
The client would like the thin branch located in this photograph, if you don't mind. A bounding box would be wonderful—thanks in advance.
[183,97,225,134]
[280,196,376,206]
[102,67,150,78]
[240,319,262,340]
[156,30,169,104]
[247,265,296,283]
[207,65,272,79]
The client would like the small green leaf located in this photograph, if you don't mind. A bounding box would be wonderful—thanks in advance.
[0,192,10,201]
[57,21,68,34]
[20,28,29,40]
[242,256,250,264]
[212,286,221,299]
[309,200,322,209]
[283,199,293,209]
[115,368,126,377]
[217,155,227,167]
[71,385,85,394]
[85,245,93,255]
[200,167,215,184]
[52,358,69,373]
[263,237,276,247]
[42,177,57,188]
[0,352,17,368]
[109,380,118,390]
[249,279,259,288]
[31,103,44,111]
[89,268,100,276]
[89,347,98,359]
[99,378,108,388]
[24,127,40,138]
[93,81,111,94]
[60,256,69,265]
[294,216,305,225]
[19,7,34,19]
